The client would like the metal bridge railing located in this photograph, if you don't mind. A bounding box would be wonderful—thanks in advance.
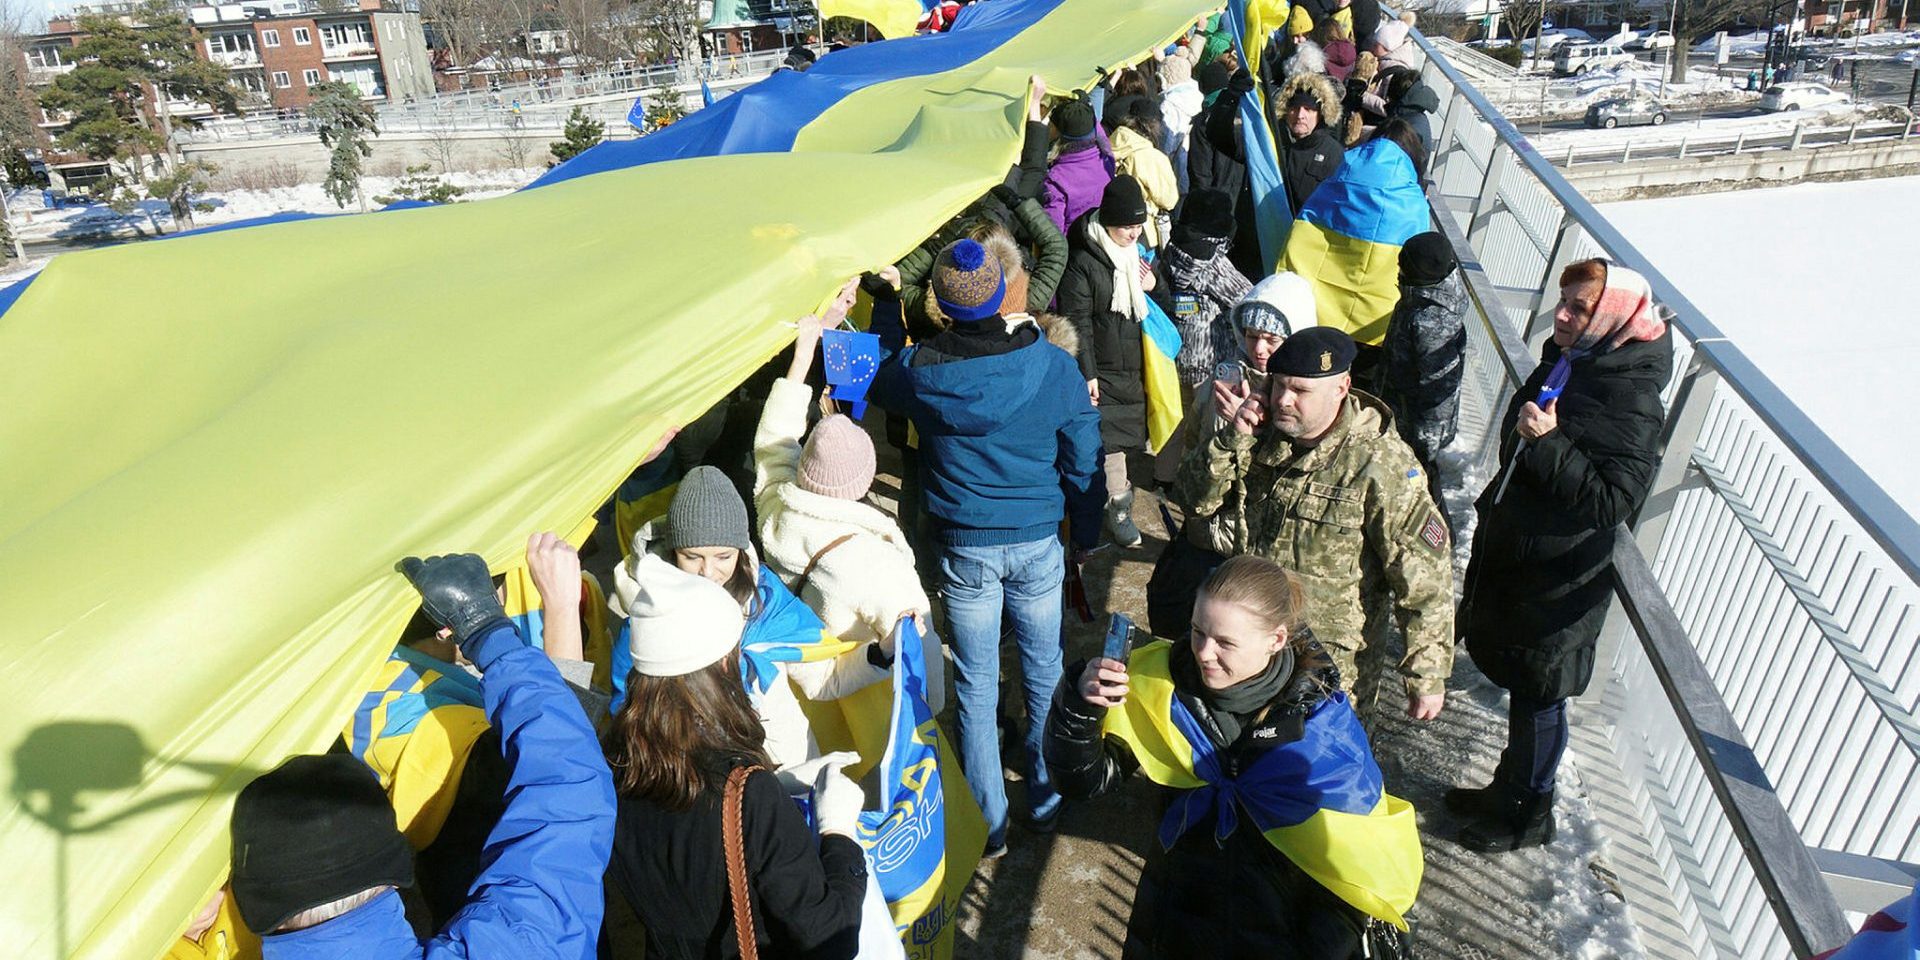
[1414,23,1920,959]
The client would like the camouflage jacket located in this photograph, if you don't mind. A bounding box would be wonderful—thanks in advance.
[1173,390,1455,696]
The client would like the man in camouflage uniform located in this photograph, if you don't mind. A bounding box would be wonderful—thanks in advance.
[1174,327,1455,719]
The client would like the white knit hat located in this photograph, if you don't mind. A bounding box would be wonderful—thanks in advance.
[611,554,744,678]
[1232,272,1320,338]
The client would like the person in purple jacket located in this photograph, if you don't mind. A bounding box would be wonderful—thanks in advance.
[1042,95,1116,236]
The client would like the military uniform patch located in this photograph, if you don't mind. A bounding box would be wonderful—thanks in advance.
[1420,513,1447,551]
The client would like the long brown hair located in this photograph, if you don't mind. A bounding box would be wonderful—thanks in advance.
[605,654,770,810]
[1199,555,1310,650]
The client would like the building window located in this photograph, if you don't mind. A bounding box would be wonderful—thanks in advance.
[238,71,268,94]
[262,28,280,47]
[303,68,322,86]
[28,44,72,68]
[293,26,311,44]
[273,70,292,88]
[321,22,373,50]
[207,32,256,56]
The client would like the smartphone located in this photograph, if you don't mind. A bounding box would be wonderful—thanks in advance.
[1214,361,1244,388]
[1103,613,1138,664]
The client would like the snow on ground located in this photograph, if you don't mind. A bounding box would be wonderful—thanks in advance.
[1601,176,1920,512]
[12,166,546,243]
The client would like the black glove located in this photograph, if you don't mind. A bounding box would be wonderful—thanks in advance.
[399,554,510,653]
[988,182,1021,210]
[1227,68,1255,97]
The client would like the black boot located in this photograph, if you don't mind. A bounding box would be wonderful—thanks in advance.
[1458,789,1555,853]
[1442,780,1509,821]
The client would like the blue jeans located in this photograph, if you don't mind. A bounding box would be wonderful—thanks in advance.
[938,536,1065,848]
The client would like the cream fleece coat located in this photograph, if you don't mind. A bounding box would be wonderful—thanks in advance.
[752,376,944,712]
[1109,125,1181,248]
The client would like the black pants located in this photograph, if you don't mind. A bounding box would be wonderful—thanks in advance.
[1497,694,1568,796]
[1145,533,1227,640]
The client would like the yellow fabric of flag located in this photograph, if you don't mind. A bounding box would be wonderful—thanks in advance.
[0,2,1212,957]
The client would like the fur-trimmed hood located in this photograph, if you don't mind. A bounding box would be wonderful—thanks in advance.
[1276,71,1343,128]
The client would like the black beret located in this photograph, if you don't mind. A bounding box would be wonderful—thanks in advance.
[1270,326,1356,378]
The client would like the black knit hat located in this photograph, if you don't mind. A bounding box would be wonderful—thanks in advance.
[1271,326,1356,378]
[1102,93,1145,131]
[1172,188,1235,244]
[1054,97,1096,139]
[230,754,414,935]
[1399,231,1456,286]
[1099,175,1148,227]
[1197,61,1230,94]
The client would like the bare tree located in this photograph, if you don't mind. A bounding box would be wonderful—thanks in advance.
[1670,0,1766,81]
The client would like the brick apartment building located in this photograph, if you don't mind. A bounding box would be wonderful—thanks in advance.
[24,0,433,192]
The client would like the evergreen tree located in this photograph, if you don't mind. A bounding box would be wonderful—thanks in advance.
[548,106,605,165]
[372,164,467,206]
[641,87,688,132]
[37,1,240,191]
[308,81,379,210]
[143,159,217,231]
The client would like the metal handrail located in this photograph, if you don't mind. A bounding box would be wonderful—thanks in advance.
[1609,525,1855,956]
[1410,24,1920,585]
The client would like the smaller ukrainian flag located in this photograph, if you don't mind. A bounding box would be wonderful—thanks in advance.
[1279,138,1431,346]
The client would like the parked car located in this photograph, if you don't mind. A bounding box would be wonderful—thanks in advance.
[1585,96,1669,128]
[1554,41,1636,75]
[1758,81,1851,111]
[1625,30,1675,50]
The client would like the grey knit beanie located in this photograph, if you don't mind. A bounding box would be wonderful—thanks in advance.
[666,465,751,551]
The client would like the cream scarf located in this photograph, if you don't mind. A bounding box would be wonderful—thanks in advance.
[1089,215,1149,322]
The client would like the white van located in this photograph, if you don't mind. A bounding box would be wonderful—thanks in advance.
[1553,41,1635,75]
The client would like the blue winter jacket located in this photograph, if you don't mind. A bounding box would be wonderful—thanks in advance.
[261,622,617,960]
[871,330,1106,549]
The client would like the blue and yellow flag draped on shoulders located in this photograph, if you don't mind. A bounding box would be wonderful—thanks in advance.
[1279,138,1430,345]
[1102,641,1424,929]
[0,1,1213,957]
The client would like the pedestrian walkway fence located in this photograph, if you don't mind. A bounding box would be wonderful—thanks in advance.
[1416,23,1920,960]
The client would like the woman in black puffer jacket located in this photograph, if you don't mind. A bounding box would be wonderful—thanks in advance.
[1452,258,1673,853]
[1047,556,1406,960]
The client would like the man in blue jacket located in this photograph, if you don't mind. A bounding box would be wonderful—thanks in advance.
[871,237,1106,857]
[227,552,616,959]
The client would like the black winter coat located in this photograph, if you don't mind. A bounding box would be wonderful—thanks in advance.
[1279,124,1346,217]
[1379,272,1468,465]
[605,758,867,959]
[1044,646,1364,960]
[1057,211,1173,451]
[1185,101,1257,278]
[1462,327,1674,702]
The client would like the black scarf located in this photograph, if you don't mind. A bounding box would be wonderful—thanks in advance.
[1169,638,1295,745]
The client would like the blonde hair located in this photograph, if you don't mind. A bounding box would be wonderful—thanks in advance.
[1199,555,1309,647]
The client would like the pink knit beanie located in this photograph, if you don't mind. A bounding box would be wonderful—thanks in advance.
[797,415,876,501]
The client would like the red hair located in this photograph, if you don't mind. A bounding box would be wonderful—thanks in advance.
[1559,258,1607,290]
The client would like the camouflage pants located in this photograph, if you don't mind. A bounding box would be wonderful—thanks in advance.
[1324,597,1403,727]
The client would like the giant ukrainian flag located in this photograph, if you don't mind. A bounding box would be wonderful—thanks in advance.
[0,1,1211,957]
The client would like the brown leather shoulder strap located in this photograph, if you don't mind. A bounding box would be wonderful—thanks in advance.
[723,764,764,960]
[794,533,858,596]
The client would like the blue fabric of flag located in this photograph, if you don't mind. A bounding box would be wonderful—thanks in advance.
[1222,0,1293,269]
[1157,691,1384,852]
[1296,138,1428,247]
[822,327,883,419]
[701,80,715,108]
[856,618,948,904]
[530,0,1070,189]
[1821,882,1919,959]
[626,94,648,132]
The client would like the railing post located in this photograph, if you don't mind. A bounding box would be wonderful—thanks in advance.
[1527,214,1583,338]
[1791,122,1805,149]
[1468,140,1511,238]
[1432,89,1469,185]
[1735,132,1747,154]
[1631,354,1722,561]
[1565,141,1576,166]
[1621,140,1633,162]
[1847,121,1859,144]
[1677,136,1688,158]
